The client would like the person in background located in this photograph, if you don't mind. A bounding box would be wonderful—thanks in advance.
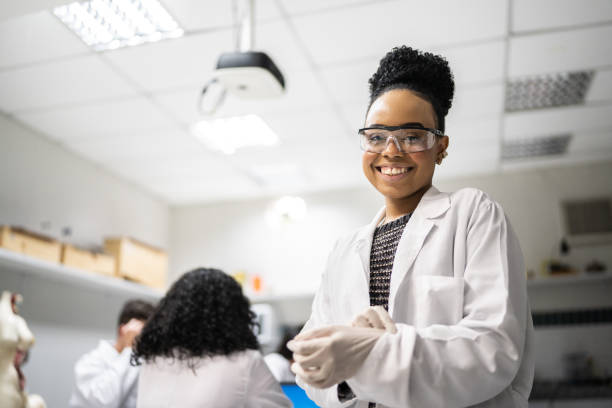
[288,45,534,408]
[264,326,302,383]
[132,268,292,408]
[69,299,155,408]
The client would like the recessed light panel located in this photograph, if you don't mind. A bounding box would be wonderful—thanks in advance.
[191,114,279,155]
[505,71,594,112]
[53,0,184,51]
[502,134,572,160]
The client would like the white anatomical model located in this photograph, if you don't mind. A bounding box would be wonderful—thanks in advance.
[0,291,45,408]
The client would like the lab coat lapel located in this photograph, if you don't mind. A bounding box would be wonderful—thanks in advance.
[388,187,450,315]
[354,207,386,282]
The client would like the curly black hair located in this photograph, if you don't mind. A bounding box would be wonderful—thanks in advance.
[368,45,455,133]
[131,268,259,367]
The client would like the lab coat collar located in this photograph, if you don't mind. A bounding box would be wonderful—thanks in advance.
[353,186,450,315]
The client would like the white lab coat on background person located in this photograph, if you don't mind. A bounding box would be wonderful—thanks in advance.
[137,349,292,408]
[297,186,534,408]
[69,340,139,408]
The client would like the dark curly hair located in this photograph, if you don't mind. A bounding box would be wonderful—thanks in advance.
[131,268,259,367]
[368,45,455,133]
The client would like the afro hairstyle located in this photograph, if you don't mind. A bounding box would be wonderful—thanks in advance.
[368,45,455,133]
[131,268,259,367]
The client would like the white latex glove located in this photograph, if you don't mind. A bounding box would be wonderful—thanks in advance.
[287,325,384,389]
[351,306,397,334]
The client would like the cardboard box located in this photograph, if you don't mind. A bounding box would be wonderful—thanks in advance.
[104,237,167,289]
[61,244,115,277]
[0,226,62,263]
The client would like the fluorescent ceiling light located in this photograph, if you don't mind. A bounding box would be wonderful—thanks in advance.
[53,0,184,51]
[191,114,279,155]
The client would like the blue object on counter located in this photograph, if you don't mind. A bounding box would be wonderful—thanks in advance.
[281,383,320,408]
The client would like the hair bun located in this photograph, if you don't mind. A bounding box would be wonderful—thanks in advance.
[369,46,455,118]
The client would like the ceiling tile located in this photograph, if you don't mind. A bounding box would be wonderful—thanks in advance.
[0,55,138,113]
[504,104,612,140]
[447,116,501,145]
[319,59,379,106]
[154,68,330,125]
[104,19,307,94]
[434,41,506,86]
[513,0,612,33]
[586,69,612,103]
[161,0,281,32]
[279,0,389,15]
[291,0,507,66]
[319,42,505,109]
[15,97,176,142]
[435,143,500,180]
[0,11,89,69]
[509,25,612,77]
[447,84,505,122]
[64,127,207,164]
[569,129,612,154]
[103,30,232,92]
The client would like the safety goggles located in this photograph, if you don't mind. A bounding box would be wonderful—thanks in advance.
[358,124,445,154]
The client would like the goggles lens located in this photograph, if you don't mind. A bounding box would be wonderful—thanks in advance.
[359,128,437,153]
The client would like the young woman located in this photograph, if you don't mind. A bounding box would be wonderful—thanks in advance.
[288,46,534,408]
[132,268,291,408]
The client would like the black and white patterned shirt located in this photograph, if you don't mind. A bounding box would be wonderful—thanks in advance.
[369,213,412,309]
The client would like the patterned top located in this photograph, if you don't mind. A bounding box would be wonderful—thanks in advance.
[369,213,412,310]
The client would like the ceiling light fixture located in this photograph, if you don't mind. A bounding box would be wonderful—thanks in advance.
[53,0,184,51]
[190,114,278,155]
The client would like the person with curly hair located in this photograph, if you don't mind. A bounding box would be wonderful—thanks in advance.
[132,268,291,408]
[288,46,534,408]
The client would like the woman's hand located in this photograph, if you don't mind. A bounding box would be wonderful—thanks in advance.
[351,306,397,333]
[288,326,384,389]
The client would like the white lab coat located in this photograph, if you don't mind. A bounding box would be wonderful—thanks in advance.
[265,352,296,383]
[69,340,139,408]
[298,187,534,408]
[136,349,292,408]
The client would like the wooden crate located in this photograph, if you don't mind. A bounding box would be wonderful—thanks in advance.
[104,237,167,289]
[0,226,62,263]
[61,244,115,277]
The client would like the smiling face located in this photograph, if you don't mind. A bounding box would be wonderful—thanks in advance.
[362,89,448,214]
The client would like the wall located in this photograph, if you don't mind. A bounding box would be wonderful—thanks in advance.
[0,114,169,407]
[0,113,169,249]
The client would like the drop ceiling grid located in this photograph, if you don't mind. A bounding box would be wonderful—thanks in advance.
[0,54,140,113]
[0,11,89,70]
[14,97,178,142]
[288,0,508,68]
[0,1,611,204]
[512,0,612,33]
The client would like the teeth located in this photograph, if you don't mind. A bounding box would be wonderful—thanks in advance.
[381,167,409,175]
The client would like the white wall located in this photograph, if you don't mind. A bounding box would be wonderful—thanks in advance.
[0,114,168,407]
[0,113,169,249]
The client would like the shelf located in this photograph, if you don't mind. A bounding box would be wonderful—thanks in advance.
[0,248,163,299]
[527,272,612,288]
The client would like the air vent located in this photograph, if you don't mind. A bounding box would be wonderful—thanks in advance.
[502,134,571,160]
[505,70,594,112]
[563,198,612,235]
